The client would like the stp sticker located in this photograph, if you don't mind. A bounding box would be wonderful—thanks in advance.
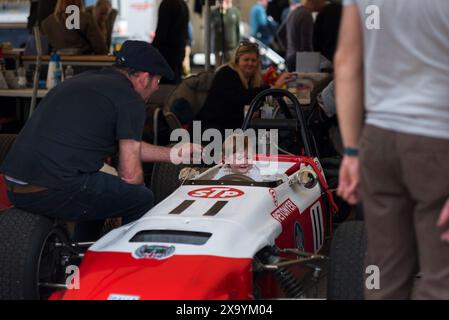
[188,187,244,199]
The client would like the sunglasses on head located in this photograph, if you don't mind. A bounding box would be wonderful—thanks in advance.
[238,40,259,49]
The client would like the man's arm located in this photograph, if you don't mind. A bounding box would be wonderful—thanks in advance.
[118,140,144,184]
[334,4,364,149]
[140,142,172,163]
[140,142,203,164]
[334,4,364,204]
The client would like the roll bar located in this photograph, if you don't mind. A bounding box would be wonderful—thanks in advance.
[241,89,313,156]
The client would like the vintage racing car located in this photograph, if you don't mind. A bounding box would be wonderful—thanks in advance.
[0,89,366,300]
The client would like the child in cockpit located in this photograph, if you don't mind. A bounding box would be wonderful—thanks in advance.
[212,133,263,181]
[179,133,287,182]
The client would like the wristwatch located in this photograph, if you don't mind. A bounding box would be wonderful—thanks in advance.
[343,147,359,157]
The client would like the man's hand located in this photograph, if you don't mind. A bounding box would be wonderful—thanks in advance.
[178,167,201,181]
[170,143,203,165]
[437,198,449,243]
[337,155,361,205]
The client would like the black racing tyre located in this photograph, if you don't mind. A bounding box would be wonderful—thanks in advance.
[327,221,367,300]
[0,134,17,165]
[151,162,187,204]
[0,208,70,300]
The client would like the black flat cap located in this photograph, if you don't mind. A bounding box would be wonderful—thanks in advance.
[115,40,174,80]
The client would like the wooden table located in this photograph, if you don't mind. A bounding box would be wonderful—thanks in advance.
[0,89,48,98]
[22,55,116,67]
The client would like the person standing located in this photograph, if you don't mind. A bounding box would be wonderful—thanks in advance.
[277,0,326,65]
[313,1,342,62]
[336,0,449,299]
[153,0,190,84]
[249,0,276,46]
[211,0,240,67]
[280,0,301,24]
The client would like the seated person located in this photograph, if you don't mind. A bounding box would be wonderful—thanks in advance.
[41,0,108,55]
[195,41,294,137]
[86,0,118,49]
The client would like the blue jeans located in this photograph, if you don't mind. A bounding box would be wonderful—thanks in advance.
[6,172,154,241]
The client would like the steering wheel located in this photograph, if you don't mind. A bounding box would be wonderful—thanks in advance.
[218,174,255,182]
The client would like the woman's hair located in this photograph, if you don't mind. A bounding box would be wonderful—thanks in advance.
[54,0,85,22]
[219,41,263,89]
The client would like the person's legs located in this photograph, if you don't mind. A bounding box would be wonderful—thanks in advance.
[68,172,153,241]
[398,132,449,299]
[8,172,154,241]
[360,125,418,299]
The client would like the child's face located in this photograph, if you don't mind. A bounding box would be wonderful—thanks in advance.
[224,149,253,174]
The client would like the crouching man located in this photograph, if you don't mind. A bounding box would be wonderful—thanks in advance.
[0,40,201,241]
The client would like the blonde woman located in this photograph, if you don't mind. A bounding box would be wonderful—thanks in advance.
[42,0,108,55]
[197,41,293,135]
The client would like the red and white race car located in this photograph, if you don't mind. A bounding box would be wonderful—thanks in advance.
[0,89,366,300]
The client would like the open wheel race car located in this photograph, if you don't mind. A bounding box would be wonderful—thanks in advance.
[0,89,366,300]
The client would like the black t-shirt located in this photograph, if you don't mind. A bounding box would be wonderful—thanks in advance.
[196,65,268,134]
[1,68,146,188]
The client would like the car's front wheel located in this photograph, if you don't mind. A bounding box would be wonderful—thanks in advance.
[327,221,367,300]
[0,208,73,300]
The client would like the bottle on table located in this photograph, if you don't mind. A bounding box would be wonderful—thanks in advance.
[46,51,64,89]
[65,65,74,79]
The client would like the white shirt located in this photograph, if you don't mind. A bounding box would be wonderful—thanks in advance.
[344,0,449,140]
